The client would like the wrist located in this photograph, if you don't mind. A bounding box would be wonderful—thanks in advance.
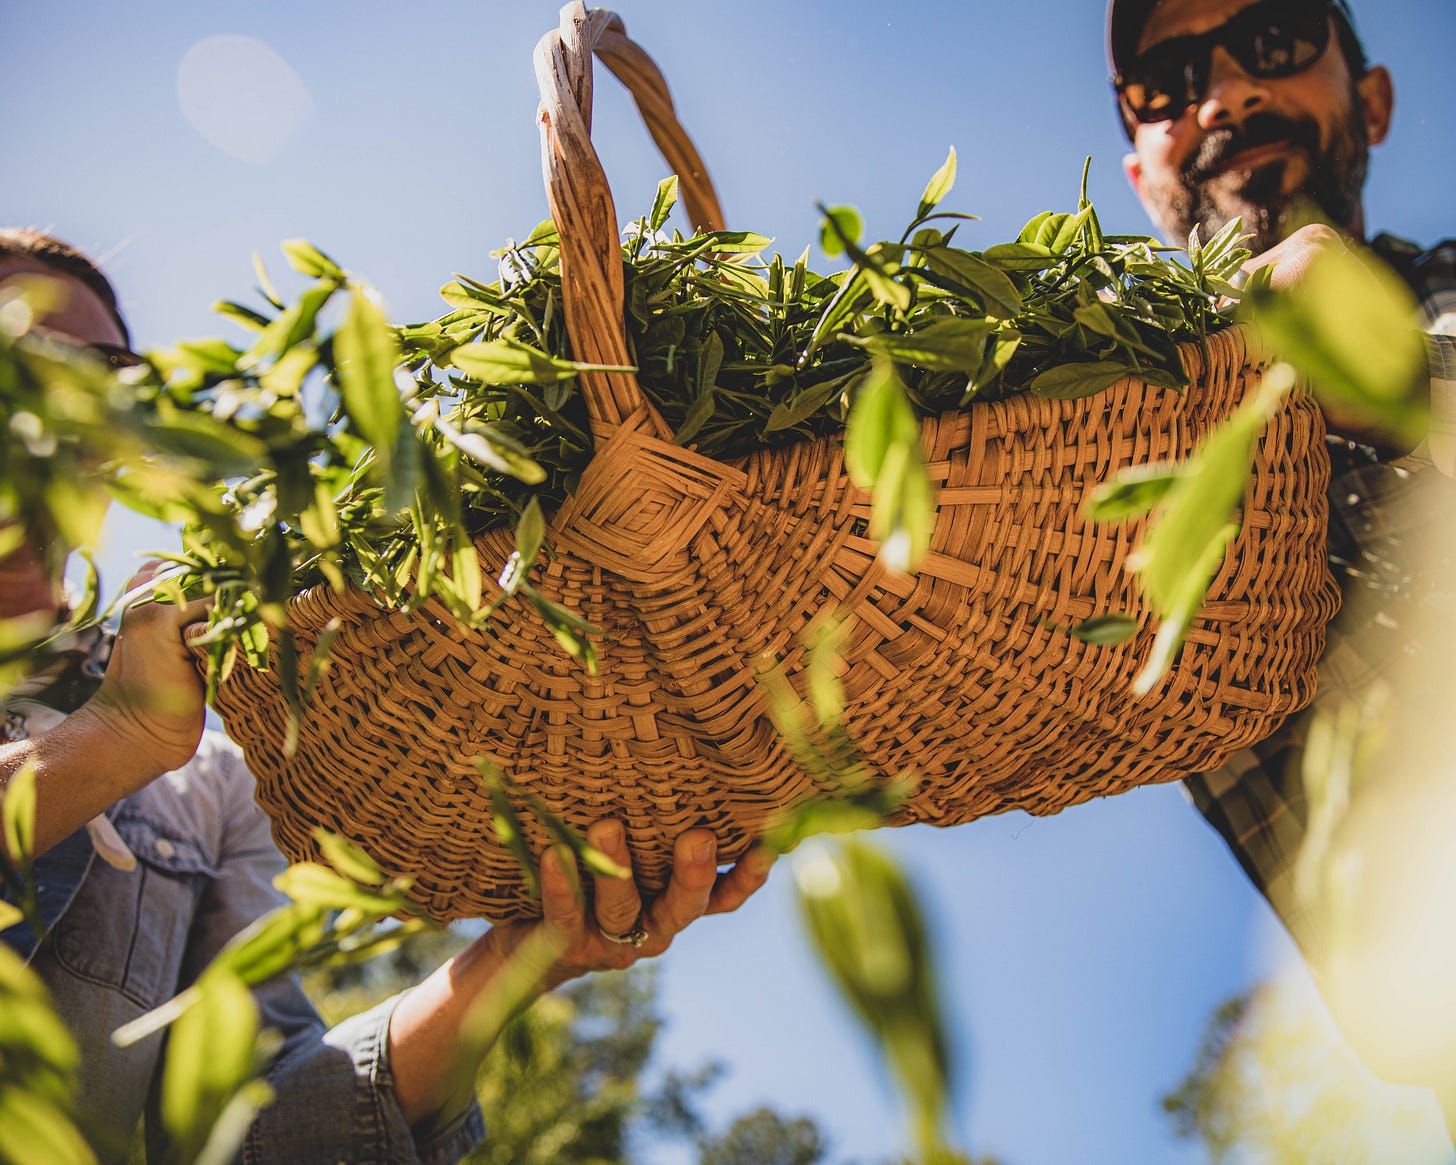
[65,699,186,796]
[81,679,203,774]
[386,922,563,1128]
[1,704,178,857]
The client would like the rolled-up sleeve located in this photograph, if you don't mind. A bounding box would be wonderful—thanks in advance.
[181,739,485,1164]
[245,990,484,1165]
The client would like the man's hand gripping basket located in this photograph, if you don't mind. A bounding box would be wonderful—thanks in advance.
[202,3,1337,923]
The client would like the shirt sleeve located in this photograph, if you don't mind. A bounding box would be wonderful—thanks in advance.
[180,739,485,1165]
[246,991,484,1165]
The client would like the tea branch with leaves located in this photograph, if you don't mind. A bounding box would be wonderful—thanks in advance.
[58,154,1249,714]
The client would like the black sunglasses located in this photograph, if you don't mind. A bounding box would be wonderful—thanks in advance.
[87,342,146,372]
[27,325,145,372]
[1115,0,1336,125]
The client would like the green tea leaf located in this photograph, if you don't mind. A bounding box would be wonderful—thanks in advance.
[1049,206,1094,254]
[0,1089,95,1165]
[1249,245,1428,443]
[819,206,864,258]
[1085,462,1181,521]
[514,497,546,566]
[211,300,270,332]
[1030,360,1134,401]
[1186,223,1204,275]
[806,617,849,731]
[154,338,243,377]
[852,317,994,373]
[451,528,483,613]
[983,241,1056,271]
[202,901,329,988]
[917,147,957,220]
[272,862,411,914]
[920,248,1024,317]
[280,239,345,281]
[520,793,630,881]
[1070,613,1139,645]
[1124,367,1294,693]
[1033,213,1069,249]
[242,282,335,368]
[845,360,932,573]
[649,175,680,232]
[871,437,934,574]
[524,590,602,676]
[115,861,411,1049]
[3,762,37,869]
[765,791,907,854]
[451,339,629,385]
[445,424,546,485]
[258,342,318,399]
[193,1081,276,1165]
[251,252,283,309]
[160,969,263,1163]
[311,828,386,886]
[699,231,772,255]
[1199,216,1252,273]
[1133,522,1240,696]
[1135,369,1291,616]
[475,760,541,899]
[862,263,912,313]
[763,374,850,434]
[755,650,872,796]
[845,360,917,487]
[804,268,868,359]
[795,839,953,1160]
[335,289,402,471]
[1018,211,1053,243]
[967,330,1023,399]
[438,279,510,314]
[672,385,718,446]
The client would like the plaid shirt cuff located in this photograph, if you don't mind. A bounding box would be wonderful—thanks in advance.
[1426,332,1456,476]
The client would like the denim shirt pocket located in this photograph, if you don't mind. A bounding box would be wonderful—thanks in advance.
[50,816,220,1010]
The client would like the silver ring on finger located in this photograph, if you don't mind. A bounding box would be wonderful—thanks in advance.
[597,919,649,949]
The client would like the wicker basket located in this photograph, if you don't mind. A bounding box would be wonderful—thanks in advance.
[200,3,1337,923]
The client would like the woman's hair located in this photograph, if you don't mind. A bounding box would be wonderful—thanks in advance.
[0,228,130,346]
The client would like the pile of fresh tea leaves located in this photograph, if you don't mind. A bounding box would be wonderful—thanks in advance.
[112,155,1251,693]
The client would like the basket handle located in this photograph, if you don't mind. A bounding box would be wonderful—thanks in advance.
[534,2,725,443]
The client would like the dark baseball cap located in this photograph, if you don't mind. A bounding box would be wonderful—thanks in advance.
[1106,0,1362,75]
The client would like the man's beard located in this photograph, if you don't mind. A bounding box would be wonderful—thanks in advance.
[1146,99,1369,254]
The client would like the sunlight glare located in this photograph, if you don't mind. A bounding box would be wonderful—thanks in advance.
[176,35,312,165]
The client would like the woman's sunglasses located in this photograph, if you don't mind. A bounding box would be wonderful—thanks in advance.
[26,326,145,372]
[1115,0,1336,125]
[87,342,146,371]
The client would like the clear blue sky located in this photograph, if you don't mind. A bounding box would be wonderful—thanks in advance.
[4,2,1455,1162]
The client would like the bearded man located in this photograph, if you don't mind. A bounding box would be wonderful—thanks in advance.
[1109,0,1456,1128]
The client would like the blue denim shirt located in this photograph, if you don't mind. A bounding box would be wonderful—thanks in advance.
[3,728,484,1165]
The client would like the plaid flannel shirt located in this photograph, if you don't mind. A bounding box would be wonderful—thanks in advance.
[1184,233,1456,960]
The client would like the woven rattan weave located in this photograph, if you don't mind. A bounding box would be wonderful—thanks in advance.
[201,3,1337,923]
